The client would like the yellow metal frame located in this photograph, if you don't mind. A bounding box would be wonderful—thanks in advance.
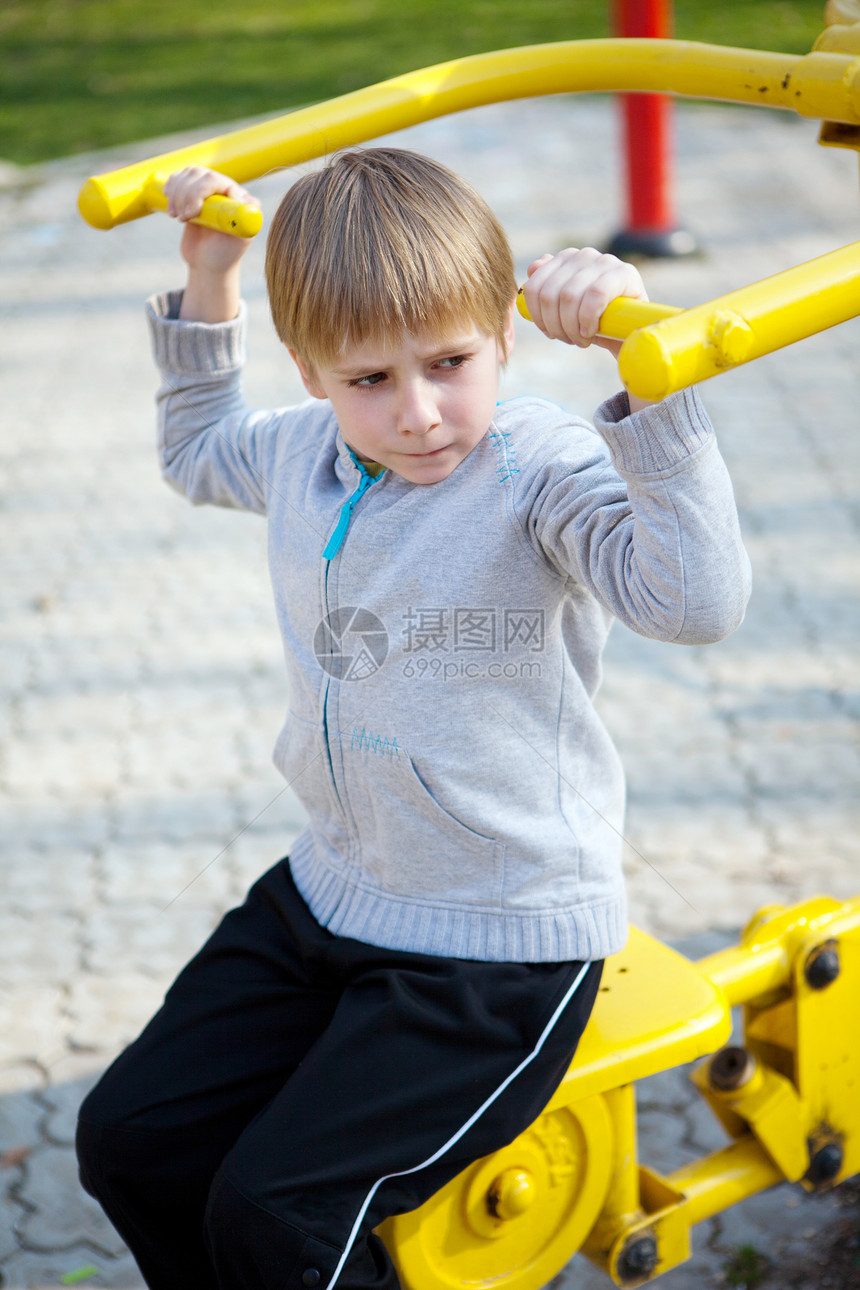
[78,36,860,233]
[78,2,860,402]
[517,238,860,400]
[78,24,860,401]
[381,897,860,1288]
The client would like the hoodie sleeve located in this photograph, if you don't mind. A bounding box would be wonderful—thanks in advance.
[514,389,752,645]
[146,290,294,515]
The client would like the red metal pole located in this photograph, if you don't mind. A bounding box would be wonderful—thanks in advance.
[607,0,696,258]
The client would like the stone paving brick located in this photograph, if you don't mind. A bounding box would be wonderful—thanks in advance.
[0,1247,147,1290]
[0,1198,23,1267]
[95,840,234,907]
[81,902,224,983]
[105,788,240,846]
[37,1060,105,1151]
[0,991,70,1072]
[0,1067,47,1201]
[61,978,168,1063]
[0,921,80,992]
[705,1184,846,1279]
[636,1104,700,1178]
[4,848,98,919]
[14,1148,125,1257]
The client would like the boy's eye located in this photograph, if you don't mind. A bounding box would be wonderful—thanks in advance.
[349,372,387,388]
[437,355,467,370]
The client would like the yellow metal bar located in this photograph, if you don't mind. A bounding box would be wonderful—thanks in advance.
[667,1137,784,1226]
[695,940,789,1008]
[618,241,860,400]
[602,1085,641,1223]
[517,244,860,401]
[78,38,860,232]
[139,179,262,238]
[695,895,860,1007]
[580,1084,641,1275]
[516,289,683,336]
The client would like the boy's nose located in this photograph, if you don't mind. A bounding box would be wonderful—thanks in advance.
[396,381,440,436]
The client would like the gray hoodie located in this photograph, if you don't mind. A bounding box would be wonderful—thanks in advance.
[148,291,751,963]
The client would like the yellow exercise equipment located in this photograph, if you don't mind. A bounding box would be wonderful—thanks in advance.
[516,240,860,401]
[78,22,860,401]
[380,897,860,1288]
[78,34,860,234]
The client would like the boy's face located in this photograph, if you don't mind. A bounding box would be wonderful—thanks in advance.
[290,309,515,485]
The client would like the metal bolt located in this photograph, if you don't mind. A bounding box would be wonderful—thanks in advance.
[487,1168,535,1220]
[708,309,754,368]
[806,1141,843,1187]
[618,1234,658,1281]
[804,941,840,990]
[709,1045,756,1092]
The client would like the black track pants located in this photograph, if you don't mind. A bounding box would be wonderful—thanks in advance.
[76,857,602,1290]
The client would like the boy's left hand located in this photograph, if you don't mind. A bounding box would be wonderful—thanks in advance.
[522,248,648,359]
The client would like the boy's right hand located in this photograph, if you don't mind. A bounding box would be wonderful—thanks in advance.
[164,167,260,323]
[164,167,260,276]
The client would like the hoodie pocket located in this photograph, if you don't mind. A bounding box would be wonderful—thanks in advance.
[348,743,505,906]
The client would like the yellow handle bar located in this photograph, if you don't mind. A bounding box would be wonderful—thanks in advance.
[517,240,860,400]
[140,178,262,239]
[516,290,683,337]
[77,36,860,398]
[77,37,860,233]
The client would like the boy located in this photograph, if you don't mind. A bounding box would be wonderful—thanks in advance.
[76,149,751,1290]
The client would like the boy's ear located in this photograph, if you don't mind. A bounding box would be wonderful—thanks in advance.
[500,299,517,363]
[288,348,326,399]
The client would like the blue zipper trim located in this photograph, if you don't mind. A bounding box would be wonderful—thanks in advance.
[322,455,384,560]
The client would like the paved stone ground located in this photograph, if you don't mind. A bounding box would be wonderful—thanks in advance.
[1,92,858,1288]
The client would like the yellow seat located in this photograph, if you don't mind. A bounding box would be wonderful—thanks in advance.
[546,926,731,1109]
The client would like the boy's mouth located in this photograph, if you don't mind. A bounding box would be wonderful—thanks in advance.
[407,444,450,458]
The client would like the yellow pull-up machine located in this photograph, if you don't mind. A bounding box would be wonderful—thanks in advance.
[79,14,860,400]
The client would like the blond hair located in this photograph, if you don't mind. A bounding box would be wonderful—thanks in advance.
[265,148,516,370]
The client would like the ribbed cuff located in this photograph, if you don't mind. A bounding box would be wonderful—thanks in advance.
[145,290,247,374]
[593,386,714,476]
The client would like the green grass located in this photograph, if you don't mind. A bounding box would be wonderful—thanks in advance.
[0,1,832,165]
[722,1243,771,1289]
